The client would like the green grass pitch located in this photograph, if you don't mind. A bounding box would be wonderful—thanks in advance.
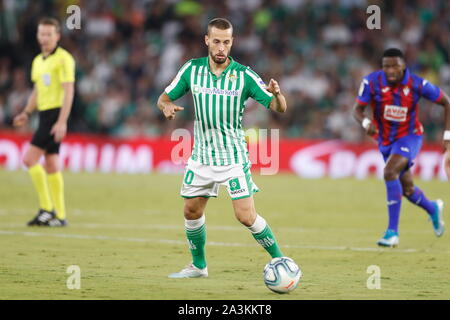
[0,170,449,300]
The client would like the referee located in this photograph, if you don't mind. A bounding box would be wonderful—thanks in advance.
[13,18,75,227]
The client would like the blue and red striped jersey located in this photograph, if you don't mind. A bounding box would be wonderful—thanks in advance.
[356,68,443,146]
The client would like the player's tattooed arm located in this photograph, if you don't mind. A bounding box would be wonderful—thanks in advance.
[352,101,378,136]
[267,79,287,113]
[13,85,37,127]
[157,93,184,120]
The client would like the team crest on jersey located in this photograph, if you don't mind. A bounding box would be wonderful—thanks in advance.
[192,85,200,94]
[403,87,410,96]
[228,74,237,82]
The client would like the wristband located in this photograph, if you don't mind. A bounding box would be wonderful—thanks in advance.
[362,118,371,130]
[444,130,450,141]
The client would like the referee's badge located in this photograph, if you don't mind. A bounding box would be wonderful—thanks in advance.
[42,74,51,86]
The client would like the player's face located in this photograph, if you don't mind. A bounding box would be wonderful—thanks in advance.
[382,57,405,85]
[37,24,60,53]
[205,27,233,65]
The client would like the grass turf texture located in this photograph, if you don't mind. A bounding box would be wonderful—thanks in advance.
[0,170,449,300]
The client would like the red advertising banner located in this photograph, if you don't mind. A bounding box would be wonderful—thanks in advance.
[0,131,447,180]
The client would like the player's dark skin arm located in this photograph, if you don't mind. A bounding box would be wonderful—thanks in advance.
[351,102,378,136]
[157,93,184,120]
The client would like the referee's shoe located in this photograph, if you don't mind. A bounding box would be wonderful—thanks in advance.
[27,209,66,227]
[27,209,55,226]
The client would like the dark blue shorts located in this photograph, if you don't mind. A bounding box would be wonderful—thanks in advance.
[379,134,423,170]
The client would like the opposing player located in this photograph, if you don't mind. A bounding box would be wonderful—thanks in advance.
[13,18,75,227]
[157,18,288,278]
[353,48,450,247]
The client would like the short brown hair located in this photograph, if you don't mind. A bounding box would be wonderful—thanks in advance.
[207,18,233,35]
[38,17,61,33]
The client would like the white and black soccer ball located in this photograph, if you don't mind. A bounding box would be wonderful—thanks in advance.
[263,257,302,294]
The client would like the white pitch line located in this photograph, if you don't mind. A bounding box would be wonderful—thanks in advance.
[0,222,436,235]
[0,229,446,254]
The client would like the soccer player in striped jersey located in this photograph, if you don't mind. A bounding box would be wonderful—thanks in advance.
[157,18,288,278]
[13,18,75,227]
[353,48,450,247]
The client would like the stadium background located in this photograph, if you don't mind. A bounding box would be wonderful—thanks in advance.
[0,0,449,179]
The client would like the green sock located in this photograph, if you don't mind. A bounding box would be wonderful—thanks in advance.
[252,224,284,258]
[186,224,207,269]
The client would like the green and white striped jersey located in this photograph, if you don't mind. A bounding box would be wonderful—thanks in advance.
[165,56,273,166]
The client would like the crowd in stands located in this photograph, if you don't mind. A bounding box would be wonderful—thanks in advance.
[1,0,449,143]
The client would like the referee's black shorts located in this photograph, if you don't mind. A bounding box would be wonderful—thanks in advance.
[31,108,62,154]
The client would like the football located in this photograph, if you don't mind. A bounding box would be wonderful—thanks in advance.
[263,257,302,294]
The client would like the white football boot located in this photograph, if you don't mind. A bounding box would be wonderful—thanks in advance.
[168,263,208,278]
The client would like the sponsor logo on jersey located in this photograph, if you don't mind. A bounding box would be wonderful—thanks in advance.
[384,105,408,122]
[229,177,241,191]
[193,85,240,96]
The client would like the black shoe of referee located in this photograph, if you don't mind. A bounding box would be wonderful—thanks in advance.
[27,209,56,226]
[46,218,68,227]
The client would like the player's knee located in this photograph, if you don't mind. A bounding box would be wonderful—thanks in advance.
[23,156,37,168]
[402,185,414,197]
[44,162,59,174]
[183,203,203,220]
[383,168,399,181]
[235,213,254,227]
[234,206,255,227]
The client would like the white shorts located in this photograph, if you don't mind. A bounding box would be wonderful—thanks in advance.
[180,158,259,200]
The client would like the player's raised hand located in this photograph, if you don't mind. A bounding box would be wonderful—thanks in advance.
[266,79,281,95]
[163,105,184,120]
[13,112,29,127]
